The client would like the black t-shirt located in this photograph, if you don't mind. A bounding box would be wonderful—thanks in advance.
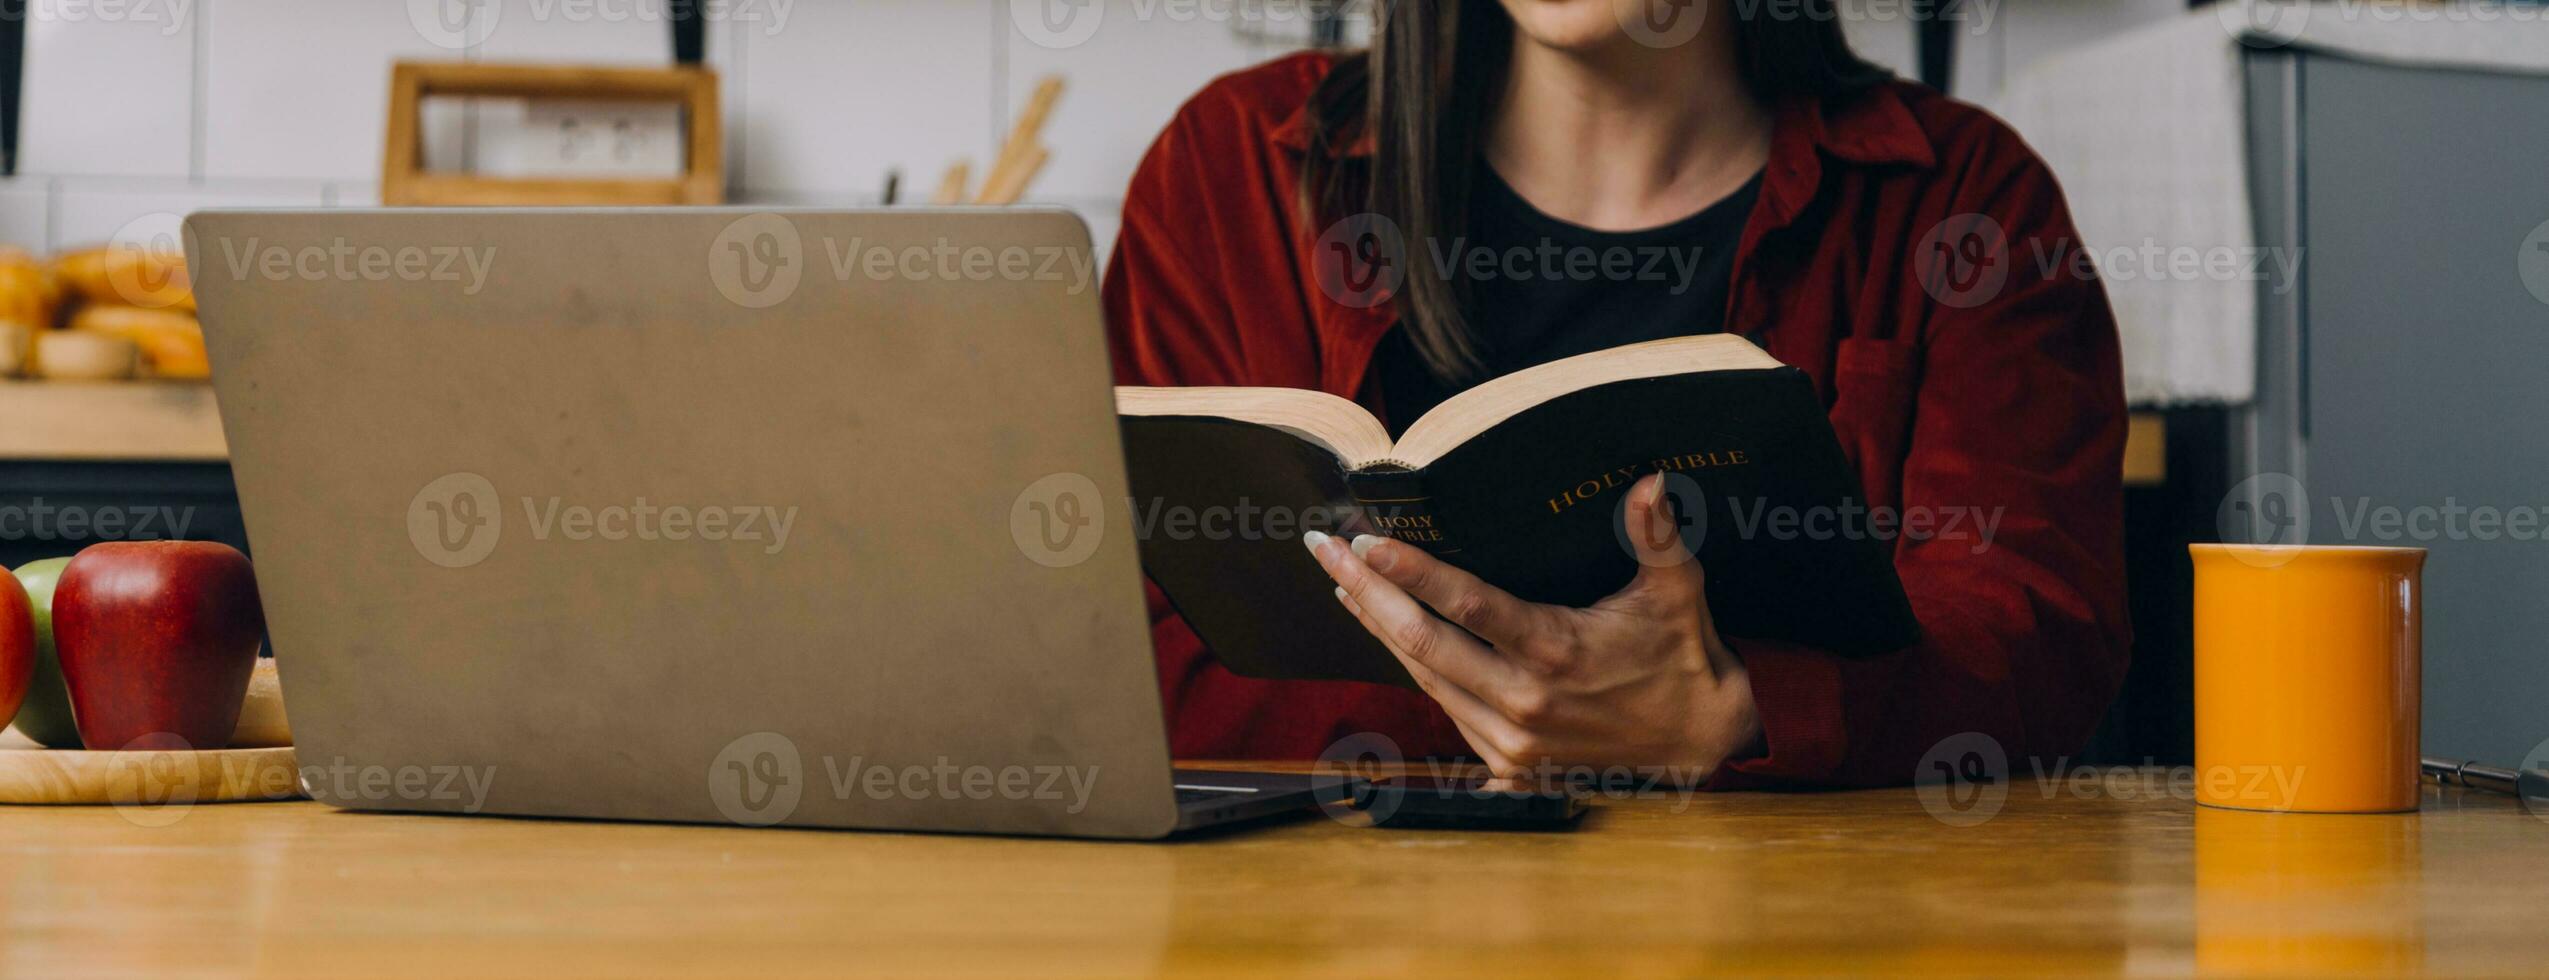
[1375,165,1763,436]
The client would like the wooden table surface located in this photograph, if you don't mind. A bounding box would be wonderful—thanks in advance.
[3,765,2544,978]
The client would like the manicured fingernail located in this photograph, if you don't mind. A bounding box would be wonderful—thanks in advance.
[1303,530,1331,557]
[1333,586,1349,603]
[1349,533,1383,560]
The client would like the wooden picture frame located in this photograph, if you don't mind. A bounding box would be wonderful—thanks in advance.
[382,62,723,206]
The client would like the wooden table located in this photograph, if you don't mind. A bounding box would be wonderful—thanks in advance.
[2,767,2543,978]
[0,380,226,461]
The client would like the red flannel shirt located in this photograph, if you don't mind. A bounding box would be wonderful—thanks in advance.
[1101,52,2130,788]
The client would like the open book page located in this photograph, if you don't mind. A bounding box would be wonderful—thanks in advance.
[1114,333,1782,471]
[1391,334,1781,467]
[1114,385,1395,467]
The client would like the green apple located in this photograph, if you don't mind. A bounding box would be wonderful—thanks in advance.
[9,557,81,748]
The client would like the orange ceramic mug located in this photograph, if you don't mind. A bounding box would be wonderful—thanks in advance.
[2191,544,2425,813]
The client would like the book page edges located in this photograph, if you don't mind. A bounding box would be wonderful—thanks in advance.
[1113,334,1780,471]
[1113,385,1395,467]
[1391,334,1782,467]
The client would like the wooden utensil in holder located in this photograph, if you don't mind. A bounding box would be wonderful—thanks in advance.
[933,76,1065,206]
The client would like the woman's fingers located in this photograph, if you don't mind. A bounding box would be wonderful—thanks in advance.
[1609,474,1707,612]
[1309,531,1530,704]
[1348,534,1562,667]
[1333,584,1527,772]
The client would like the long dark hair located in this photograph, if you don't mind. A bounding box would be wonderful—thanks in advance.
[1301,1,1889,381]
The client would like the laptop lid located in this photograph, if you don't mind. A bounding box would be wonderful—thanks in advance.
[185,208,1179,839]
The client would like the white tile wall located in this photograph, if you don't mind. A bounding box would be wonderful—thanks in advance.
[477,0,669,64]
[202,1,479,181]
[0,0,2174,257]
[1955,0,2189,100]
[53,179,328,251]
[737,2,999,199]
[16,10,197,178]
[0,180,50,251]
[1843,16,1920,83]
[2002,0,2187,76]
[703,5,748,199]
[1003,0,1270,201]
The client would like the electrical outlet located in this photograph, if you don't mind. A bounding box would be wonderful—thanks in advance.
[473,98,684,179]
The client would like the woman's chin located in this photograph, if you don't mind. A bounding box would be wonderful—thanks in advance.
[1501,0,1644,52]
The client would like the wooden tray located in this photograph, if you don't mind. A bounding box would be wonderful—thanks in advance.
[0,731,303,805]
[383,61,723,206]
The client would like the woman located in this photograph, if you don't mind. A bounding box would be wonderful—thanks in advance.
[1102,0,2130,787]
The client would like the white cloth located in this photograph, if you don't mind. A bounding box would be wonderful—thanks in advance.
[1988,2,2549,406]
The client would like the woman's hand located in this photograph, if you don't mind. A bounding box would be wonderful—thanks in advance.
[1307,474,1762,783]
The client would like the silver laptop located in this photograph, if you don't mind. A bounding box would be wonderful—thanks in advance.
[185,208,1334,839]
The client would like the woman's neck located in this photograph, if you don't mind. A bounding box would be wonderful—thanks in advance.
[1484,28,1772,232]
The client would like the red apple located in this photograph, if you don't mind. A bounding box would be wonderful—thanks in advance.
[0,573,32,734]
[55,541,266,751]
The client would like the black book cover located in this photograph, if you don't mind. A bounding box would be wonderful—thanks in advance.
[1120,367,1918,688]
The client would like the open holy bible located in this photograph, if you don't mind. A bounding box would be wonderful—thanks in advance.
[1116,334,1918,688]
